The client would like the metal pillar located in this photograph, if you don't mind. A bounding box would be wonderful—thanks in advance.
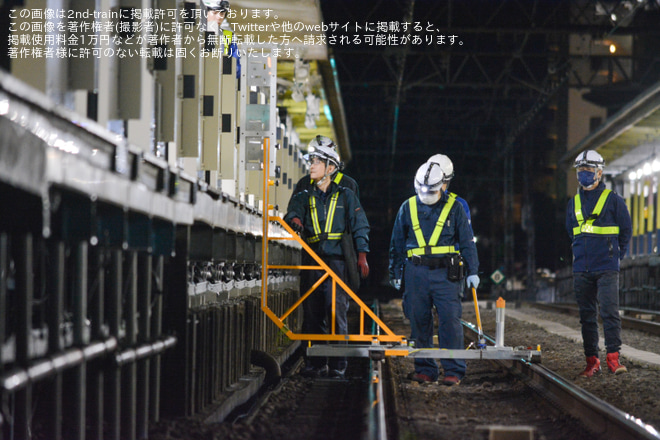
[121,252,137,440]
[149,255,164,422]
[137,253,152,439]
[88,246,105,440]
[15,234,33,440]
[107,249,123,440]
[70,241,88,440]
[46,240,65,440]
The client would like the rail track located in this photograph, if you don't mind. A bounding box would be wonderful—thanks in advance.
[380,300,660,440]
[148,298,660,439]
[219,300,660,440]
[462,324,660,440]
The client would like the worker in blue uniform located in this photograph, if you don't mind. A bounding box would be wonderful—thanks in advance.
[426,154,473,300]
[285,144,370,379]
[565,150,631,377]
[292,135,360,199]
[389,160,479,386]
[426,154,472,228]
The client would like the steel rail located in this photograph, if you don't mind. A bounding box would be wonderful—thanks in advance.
[463,323,660,440]
[367,359,388,440]
[366,300,388,440]
[507,360,660,440]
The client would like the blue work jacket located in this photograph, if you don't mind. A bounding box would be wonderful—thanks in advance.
[565,182,632,272]
[285,182,369,258]
[451,192,472,227]
[389,192,479,280]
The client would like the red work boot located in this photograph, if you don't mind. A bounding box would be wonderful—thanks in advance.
[407,371,434,383]
[578,355,601,378]
[441,375,461,387]
[606,352,628,374]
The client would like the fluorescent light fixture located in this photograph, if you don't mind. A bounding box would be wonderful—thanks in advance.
[643,162,652,176]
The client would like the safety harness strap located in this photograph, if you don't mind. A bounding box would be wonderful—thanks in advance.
[407,195,459,257]
[222,30,233,55]
[573,189,620,236]
[429,193,457,245]
[308,193,342,243]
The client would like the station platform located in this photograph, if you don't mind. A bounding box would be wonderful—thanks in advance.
[504,306,660,369]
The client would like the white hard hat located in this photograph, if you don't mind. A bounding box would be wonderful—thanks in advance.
[306,135,343,170]
[307,135,336,151]
[304,144,340,168]
[574,150,604,169]
[202,0,229,11]
[427,154,454,181]
[414,161,445,195]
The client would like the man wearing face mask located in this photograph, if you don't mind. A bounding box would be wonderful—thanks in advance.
[566,150,631,377]
[388,160,479,386]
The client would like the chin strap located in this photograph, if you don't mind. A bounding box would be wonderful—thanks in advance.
[315,167,336,187]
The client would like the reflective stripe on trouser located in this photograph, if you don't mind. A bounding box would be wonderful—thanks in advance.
[404,261,465,380]
[300,258,349,371]
[573,271,622,356]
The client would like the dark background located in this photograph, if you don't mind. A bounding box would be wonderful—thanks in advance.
[319,0,660,297]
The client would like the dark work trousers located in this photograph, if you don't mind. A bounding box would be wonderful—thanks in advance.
[300,256,349,371]
[573,270,622,357]
[403,261,465,381]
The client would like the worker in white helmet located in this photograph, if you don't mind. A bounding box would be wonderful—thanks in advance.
[426,154,474,298]
[292,136,364,299]
[292,135,360,198]
[201,0,240,73]
[426,154,471,226]
[285,144,370,379]
[389,160,479,386]
[202,0,229,29]
[566,150,631,377]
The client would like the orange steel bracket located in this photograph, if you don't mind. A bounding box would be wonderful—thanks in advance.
[260,138,405,344]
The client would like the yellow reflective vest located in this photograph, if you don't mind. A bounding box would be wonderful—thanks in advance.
[306,192,342,243]
[406,194,460,258]
[573,189,620,236]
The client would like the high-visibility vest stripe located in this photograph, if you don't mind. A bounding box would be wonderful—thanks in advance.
[308,192,343,243]
[222,30,233,55]
[573,189,620,236]
[406,195,460,257]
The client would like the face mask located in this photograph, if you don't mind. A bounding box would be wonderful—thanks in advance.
[577,170,597,187]
[418,191,441,205]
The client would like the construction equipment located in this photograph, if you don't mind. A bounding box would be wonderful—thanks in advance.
[260,143,541,362]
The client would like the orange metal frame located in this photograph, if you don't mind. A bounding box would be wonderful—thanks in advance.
[260,140,405,344]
